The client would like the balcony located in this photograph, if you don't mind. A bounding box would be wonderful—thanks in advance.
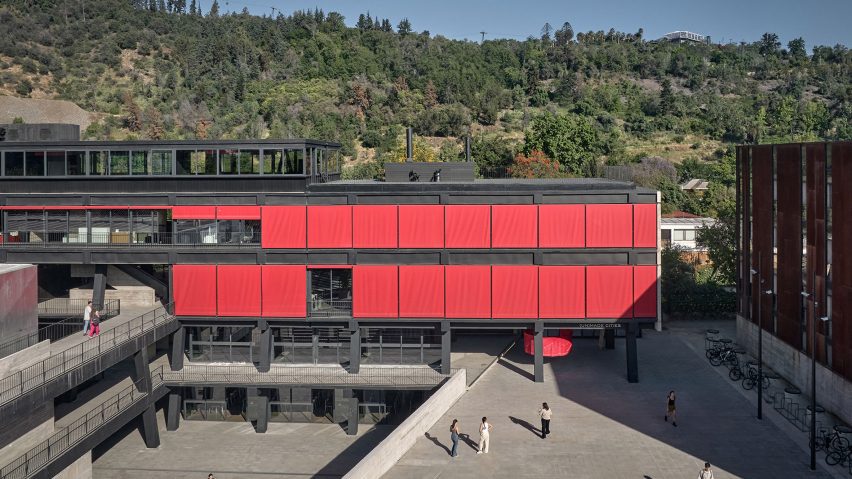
[308,299,352,319]
[0,231,260,249]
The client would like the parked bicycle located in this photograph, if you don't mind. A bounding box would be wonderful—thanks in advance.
[741,362,771,391]
[708,346,739,368]
[811,425,851,455]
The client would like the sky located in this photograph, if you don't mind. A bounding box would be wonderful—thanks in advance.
[213,0,852,48]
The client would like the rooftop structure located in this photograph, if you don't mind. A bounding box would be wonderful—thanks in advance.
[661,31,711,44]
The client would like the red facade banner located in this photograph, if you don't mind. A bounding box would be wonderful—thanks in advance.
[539,266,585,319]
[353,205,398,248]
[539,204,584,248]
[492,266,538,318]
[633,265,658,318]
[585,204,633,248]
[216,205,261,220]
[173,264,217,316]
[586,266,633,318]
[445,205,490,248]
[353,265,398,318]
[399,265,445,318]
[632,204,657,248]
[307,205,352,248]
[398,205,444,248]
[261,265,307,317]
[491,205,537,248]
[172,206,216,219]
[445,265,491,318]
[261,206,306,249]
[216,265,261,317]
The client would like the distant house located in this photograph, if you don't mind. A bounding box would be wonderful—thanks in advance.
[660,31,711,44]
[661,211,715,262]
[680,178,709,193]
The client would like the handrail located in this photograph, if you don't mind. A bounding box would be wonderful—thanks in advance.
[0,367,164,479]
[2,232,260,249]
[164,364,457,387]
[37,298,121,318]
[0,301,121,361]
[0,304,175,407]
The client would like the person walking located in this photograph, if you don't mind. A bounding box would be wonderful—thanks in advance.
[88,309,101,338]
[476,417,492,454]
[665,390,677,427]
[698,462,714,479]
[82,300,92,336]
[450,419,460,457]
[538,402,552,439]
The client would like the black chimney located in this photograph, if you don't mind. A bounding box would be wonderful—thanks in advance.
[406,127,413,162]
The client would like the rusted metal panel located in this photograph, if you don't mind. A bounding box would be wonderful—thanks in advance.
[831,142,852,380]
[751,145,773,332]
[776,145,802,348]
[805,144,828,362]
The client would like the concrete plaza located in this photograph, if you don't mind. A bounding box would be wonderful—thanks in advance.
[386,322,837,479]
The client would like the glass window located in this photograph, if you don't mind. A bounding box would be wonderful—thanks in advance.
[67,151,85,175]
[175,219,218,244]
[673,229,697,241]
[286,149,304,174]
[263,149,280,174]
[4,152,24,176]
[219,149,238,175]
[193,150,217,175]
[151,150,172,175]
[661,229,672,241]
[239,149,260,174]
[110,151,130,175]
[217,219,260,244]
[306,148,313,176]
[176,150,193,175]
[46,151,65,176]
[185,326,254,363]
[89,151,107,175]
[131,151,148,175]
[25,151,45,176]
[309,269,352,318]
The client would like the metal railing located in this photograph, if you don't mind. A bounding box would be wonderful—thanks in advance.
[307,299,352,319]
[0,367,164,479]
[1,232,260,248]
[37,298,121,318]
[164,363,457,388]
[0,305,174,407]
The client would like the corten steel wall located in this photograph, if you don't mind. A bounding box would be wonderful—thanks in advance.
[0,264,37,342]
[738,141,852,382]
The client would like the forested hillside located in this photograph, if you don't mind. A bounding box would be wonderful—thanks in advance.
[0,0,850,200]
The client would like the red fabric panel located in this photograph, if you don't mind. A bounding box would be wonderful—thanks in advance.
[353,205,398,248]
[173,265,217,316]
[445,205,490,248]
[633,266,658,318]
[398,205,444,248]
[216,265,261,317]
[491,205,537,248]
[539,266,585,319]
[539,205,584,248]
[353,266,398,318]
[307,206,352,248]
[586,204,633,247]
[445,265,491,318]
[172,206,216,219]
[633,204,657,248]
[522,330,573,357]
[492,266,538,318]
[261,265,306,317]
[261,206,306,249]
[399,265,445,318]
[586,266,633,318]
[217,206,261,220]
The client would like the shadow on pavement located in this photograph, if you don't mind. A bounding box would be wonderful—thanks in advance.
[424,432,451,455]
[508,415,541,438]
[497,357,534,382]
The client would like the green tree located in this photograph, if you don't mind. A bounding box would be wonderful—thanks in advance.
[787,37,807,63]
[696,212,736,285]
[523,113,601,176]
[759,32,781,57]
[397,18,412,36]
[208,0,219,17]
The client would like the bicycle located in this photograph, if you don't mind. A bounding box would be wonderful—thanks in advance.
[741,362,771,391]
[811,425,851,455]
[709,347,738,368]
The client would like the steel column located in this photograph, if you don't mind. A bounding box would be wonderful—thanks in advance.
[626,322,638,383]
[258,326,271,373]
[170,326,185,371]
[441,321,452,375]
[92,264,107,310]
[166,392,181,431]
[349,321,360,374]
[604,329,615,349]
[534,322,544,383]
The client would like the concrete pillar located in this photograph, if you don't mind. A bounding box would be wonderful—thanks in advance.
[166,392,181,431]
[604,329,615,350]
[347,395,359,436]
[534,323,544,383]
[626,322,638,383]
[211,387,226,401]
[441,321,451,375]
[140,405,160,448]
[258,326,271,373]
[349,321,360,374]
[247,387,269,433]
[92,264,108,310]
[334,388,359,435]
[170,326,185,371]
[132,347,151,393]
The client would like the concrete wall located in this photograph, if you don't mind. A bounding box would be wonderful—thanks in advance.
[0,264,38,341]
[53,451,92,479]
[69,265,156,307]
[344,370,467,479]
[737,315,852,426]
[0,339,49,378]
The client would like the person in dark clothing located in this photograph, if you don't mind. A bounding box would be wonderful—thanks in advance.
[665,390,677,427]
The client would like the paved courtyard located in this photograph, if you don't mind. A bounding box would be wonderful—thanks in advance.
[386,322,837,479]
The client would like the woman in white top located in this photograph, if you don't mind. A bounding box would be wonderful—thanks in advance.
[477,416,492,454]
[538,402,552,439]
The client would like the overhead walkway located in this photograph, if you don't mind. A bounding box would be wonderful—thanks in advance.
[163,363,457,390]
[0,367,166,479]
[0,304,177,421]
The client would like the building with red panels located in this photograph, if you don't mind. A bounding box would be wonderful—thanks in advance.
[0,137,660,389]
